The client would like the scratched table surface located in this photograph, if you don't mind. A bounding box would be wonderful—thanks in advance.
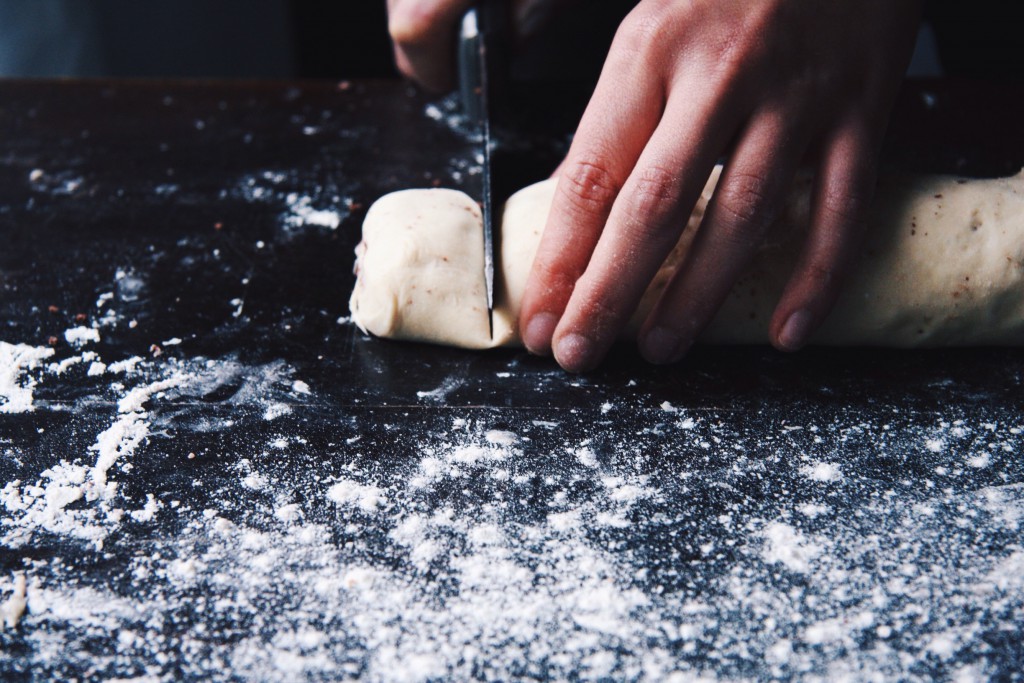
[0,79,1022,681]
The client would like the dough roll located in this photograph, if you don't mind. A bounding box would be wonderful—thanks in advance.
[349,168,1024,349]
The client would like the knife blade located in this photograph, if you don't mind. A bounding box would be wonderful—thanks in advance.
[458,5,496,337]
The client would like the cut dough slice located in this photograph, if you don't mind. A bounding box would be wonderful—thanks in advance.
[350,168,1024,349]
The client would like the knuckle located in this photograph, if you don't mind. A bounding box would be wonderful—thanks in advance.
[618,164,684,244]
[533,255,585,300]
[559,161,622,215]
[707,31,746,74]
[713,171,773,235]
[629,165,681,222]
[617,5,666,49]
[700,7,776,82]
[612,1,676,64]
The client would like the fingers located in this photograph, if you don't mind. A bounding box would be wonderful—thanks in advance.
[545,87,746,372]
[513,0,917,370]
[769,116,880,351]
[637,103,811,364]
[517,27,669,359]
[388,0,475,91]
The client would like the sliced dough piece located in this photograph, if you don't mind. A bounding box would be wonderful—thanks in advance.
[349,188,502,349]
[350,168,1024,349]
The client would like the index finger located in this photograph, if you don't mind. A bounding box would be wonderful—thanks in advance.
[516,25,667,357]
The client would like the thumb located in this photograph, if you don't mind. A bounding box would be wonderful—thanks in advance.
[388,0,476,92]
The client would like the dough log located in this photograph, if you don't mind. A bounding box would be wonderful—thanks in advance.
[350,168,1024,349]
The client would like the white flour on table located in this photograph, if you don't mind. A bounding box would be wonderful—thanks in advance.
[226,170,351,240]
[2,333,1022,681]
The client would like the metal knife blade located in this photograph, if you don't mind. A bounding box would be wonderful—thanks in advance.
[458,5,495,338]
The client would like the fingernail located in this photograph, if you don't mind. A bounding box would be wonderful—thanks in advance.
[779,309,814,351]
[523,313,558,355]
[555,333,596,373]
[641,326,687,365]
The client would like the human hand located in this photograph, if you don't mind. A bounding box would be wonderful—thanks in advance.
[387,0,562,91]
[517,0,923,371]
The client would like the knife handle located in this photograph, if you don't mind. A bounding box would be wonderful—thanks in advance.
[458,8,486,126]
[458,2,510,127]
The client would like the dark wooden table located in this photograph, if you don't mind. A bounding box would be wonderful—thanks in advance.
[0,79,1022,681]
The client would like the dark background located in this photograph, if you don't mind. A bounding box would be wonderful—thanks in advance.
[2,1,1019,83]
[291,1,1024,83]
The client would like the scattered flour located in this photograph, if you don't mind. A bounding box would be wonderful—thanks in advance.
[227,171,352,241]
[801,461,843,482]
[967,453,991,469]
[762,521,821,573]
[129,494,162,523]
[107,356,144,374]
[0,342,55,414]
[2,335,1023,680]
[415,376,464,402]
[575,446,599,468]
[484,429,517,446]
[327,479,384,513]
[263,403,293,421]
[47,355,84,376]
[1,573,27,629]
[283,194,341,230]
[274,504,301,524]
[63,327,100,347]
[1,342,307,555]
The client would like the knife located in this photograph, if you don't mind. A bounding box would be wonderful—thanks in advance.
[458,4,499,337]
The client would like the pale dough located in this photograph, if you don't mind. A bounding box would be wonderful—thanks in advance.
[349,168,1024,349]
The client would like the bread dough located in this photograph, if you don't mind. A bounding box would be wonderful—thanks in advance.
[349,168,1024,349]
